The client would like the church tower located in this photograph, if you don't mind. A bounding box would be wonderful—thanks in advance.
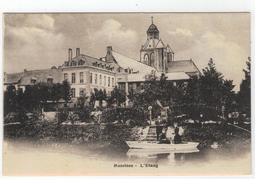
[140,17,174,73]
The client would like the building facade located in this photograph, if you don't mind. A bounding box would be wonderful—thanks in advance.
[61,48,117,98]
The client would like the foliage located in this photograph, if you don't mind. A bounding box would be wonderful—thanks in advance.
[129,72,186,118]
[4,81,72,116]
[184,58,235,119]
[90,88,107,107]
[238,57,251,115]
[76,94,88,109]
[107,86,126,107]
[199,58,235,109]
[4,85,17,115]
[101,107,145,125]
[129,58,236,121]
[62,80,71,106]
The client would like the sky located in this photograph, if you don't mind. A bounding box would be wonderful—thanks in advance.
[4,13,250,91]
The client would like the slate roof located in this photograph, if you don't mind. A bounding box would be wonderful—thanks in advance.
[167,60,200,74]
[63,54,116,72]
[4,68,63,86]
[165,72,190,80]
[4,72,23,84]
[147,23,159,34]
[122,72,189,83]
[112,51,155,74]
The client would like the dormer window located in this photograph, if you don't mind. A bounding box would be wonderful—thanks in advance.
[31,77,37,84]
[47,75,53,84]
[64,61,69,66]
[78,59,85,65]
[71,61,77,66]
[93,62,98,67]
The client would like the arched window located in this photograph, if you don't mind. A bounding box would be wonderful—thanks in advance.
[144,54,149,65]
[150,52,155,67]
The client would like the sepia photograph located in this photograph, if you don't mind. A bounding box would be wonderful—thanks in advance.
[2,12,251,176]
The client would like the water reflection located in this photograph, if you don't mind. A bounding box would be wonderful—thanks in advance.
[126,148,200,165]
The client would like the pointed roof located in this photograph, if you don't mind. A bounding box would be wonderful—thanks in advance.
[155,39,165,48]
[147,23,159,34]
[142,39,166,50]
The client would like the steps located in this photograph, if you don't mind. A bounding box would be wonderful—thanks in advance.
[145,126,158,141]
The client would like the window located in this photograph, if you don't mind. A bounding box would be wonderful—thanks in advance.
[47,78,53,84]
[108,77,110,87]
[31,78,36,84]
[90,72,93,83]
[79,88,86,97]
[144,54,149,65]
[150,52,154,67]
[99,74,102,85]
[64,73,68,81]
[112,77,115,87]
[71,73,76,83]
[71,88,76,98]
[104,76,106,86]
[80,72,84,83]
[94,74,97,84]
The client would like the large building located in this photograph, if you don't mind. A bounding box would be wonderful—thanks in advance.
[4,18,200,101]
[62,48,117,98]
[4,67,63,91]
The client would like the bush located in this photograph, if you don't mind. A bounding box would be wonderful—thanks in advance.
[101,107,145,125]
[57,107,91,123]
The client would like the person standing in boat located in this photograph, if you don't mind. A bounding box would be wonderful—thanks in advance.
[173,124,182,144]
[166,125,174,143]
[156,116,163,141]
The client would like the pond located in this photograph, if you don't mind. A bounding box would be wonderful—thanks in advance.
[3,140,251,176]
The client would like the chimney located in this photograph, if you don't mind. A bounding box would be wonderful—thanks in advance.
[76,48,80,57]
[105,46,114,62]
[107,46,113,53]
[68,48,72,62]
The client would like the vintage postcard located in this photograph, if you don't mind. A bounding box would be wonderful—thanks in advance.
[2,13,251,176]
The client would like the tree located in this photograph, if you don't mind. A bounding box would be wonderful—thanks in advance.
[4,85,17,114]
[77,94,87,109]
[129,73,185,118]
[238,57,251,115]
[108,86,126,107]
[62,80,71,106]
[184,75,201,105]
[92,88,104,107]
[184,58,235,119]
